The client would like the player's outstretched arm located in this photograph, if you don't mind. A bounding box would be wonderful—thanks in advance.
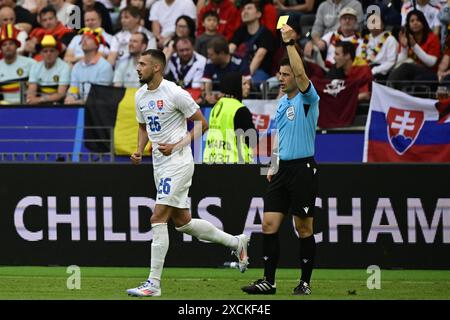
[281,24,310,92]
[131,123,149,164]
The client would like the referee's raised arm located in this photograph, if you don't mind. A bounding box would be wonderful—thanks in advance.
[280,24,310,93]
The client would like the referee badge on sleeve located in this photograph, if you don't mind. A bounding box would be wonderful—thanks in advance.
[286,106,295,120]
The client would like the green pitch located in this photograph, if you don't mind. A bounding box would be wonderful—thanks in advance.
[0,267,449,300]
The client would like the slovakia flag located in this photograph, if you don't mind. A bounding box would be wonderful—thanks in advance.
[364,83,450,162]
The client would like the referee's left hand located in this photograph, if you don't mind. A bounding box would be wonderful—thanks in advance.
[280,24,295,43]
[158,143,175,156]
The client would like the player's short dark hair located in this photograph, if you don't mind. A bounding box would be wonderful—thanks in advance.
[206,36,229,54]
[142,49,166,69]
[133,31,148,45]
[174,36,195,48]
[335,41,356,61]
[39,5,57,18]
[203,10,219,22]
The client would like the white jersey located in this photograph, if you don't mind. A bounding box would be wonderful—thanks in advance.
[135,79,199,166]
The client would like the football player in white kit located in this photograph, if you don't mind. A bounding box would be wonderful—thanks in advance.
[126,49,250,297]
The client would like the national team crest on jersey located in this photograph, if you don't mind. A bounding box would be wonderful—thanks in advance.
[149,100,156,109]
[157,100,164,110]
[386,107,424,155]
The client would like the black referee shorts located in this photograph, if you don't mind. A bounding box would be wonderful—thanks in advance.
[263,157,319,217]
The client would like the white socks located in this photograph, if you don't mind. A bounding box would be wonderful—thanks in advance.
[148,223,169,285]
[176,219,238,249]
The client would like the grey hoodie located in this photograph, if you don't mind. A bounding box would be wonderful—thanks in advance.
[311,0,364,38]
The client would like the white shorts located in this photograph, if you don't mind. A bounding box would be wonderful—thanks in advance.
[153,157,194,209]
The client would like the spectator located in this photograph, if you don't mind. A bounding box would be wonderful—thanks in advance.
[310,0,363,51]
[0,6,27,53]
[203,71,256,164]
[274,0,316,15]
[65,29,114,104]
[327,41,372,101]
[267,15,325,95]
[257,0,278,36]
[401,0,441,35]
[162,15,196,59]
[108,6,156,66]
[0,0,35,33]
[25,6,74,59]
[75,0,114,34]
[165,36,206,101]
[201,36,251,104]
[229,0,274,87]
[388,10,440,91]
[305,7,362,70]
[20,0,47,15]
[0,23,35,104]
[48,0,78,26]
[149,0,196,48]
[26,35,70,104]
[195,10,222,57]
[65,9,115,65]
[127,0,151,30]
[113,31,148,88]
[356,12,399,81]
[197,0,241,41]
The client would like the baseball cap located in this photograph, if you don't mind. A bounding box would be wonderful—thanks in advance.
[339,7,358,19]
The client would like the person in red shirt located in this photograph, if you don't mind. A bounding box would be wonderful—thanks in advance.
[387,10,439,92]
[197,0,241,41]
[24,5,73,60]
[327,40,372,102]
[259,0,277,36]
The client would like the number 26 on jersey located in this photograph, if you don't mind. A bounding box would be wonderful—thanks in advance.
[147,116,161,132]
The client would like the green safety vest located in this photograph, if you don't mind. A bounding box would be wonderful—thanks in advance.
[203,97,253,164]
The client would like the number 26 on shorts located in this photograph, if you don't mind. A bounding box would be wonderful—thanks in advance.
[158,178,171,195]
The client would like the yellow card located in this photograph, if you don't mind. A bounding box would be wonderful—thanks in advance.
[277,15,289,29]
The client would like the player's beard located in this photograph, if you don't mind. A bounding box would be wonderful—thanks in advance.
[139,72,153,85]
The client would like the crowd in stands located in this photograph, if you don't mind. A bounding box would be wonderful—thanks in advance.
[1,0,450,106]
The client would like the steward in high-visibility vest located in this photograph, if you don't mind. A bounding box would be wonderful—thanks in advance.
[203,96,254,163]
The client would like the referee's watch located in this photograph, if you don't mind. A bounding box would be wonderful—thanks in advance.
[282,39,295,46]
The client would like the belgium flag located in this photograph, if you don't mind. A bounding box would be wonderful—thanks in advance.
[84,84,150,155]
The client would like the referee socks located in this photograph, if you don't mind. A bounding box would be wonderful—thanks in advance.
[263,233,280,285]
[299,234,316,284]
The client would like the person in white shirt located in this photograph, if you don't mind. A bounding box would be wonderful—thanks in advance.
[165,36,206,90]
[108,5,156,66]
[0,23,35,104]
[356,13,399,80]
[305,7,363,70]
[64,9,114,65]
[26,35,70,104]
[149,0,196,48]
[113,31,148,87]
[126,49,250,298]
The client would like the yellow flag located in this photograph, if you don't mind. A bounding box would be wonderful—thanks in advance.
[113,87,151,156]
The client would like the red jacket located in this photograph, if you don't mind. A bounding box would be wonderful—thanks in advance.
[197,0,241,41]
[29,22,72,42]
